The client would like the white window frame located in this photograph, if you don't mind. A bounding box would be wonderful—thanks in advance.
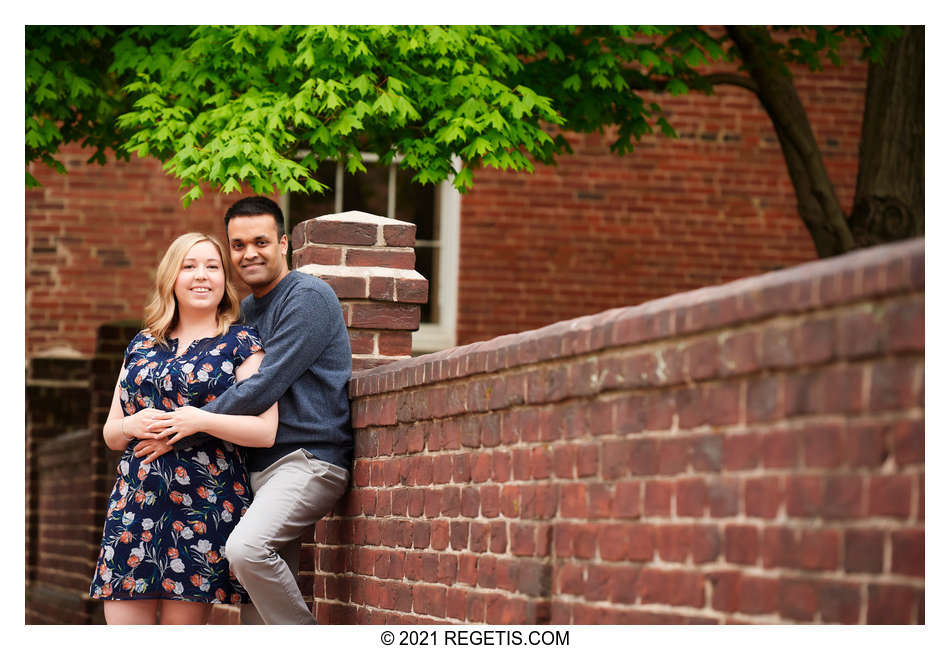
[281,153,460,354]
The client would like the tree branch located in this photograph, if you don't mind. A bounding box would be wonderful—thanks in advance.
[625,72,757,94]
[726,25,855,254]
[699,73,758,92]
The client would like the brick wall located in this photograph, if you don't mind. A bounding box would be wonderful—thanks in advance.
[325,238,924,624]
[25,322,137,624]
[26,40,869,360]
[456,41,866,345]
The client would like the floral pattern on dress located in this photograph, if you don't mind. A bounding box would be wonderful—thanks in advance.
[90,324,263,603]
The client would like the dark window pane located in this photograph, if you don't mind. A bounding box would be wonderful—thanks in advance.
[343,164,389,216]
[395,167,437,241]
[415,246,437,324]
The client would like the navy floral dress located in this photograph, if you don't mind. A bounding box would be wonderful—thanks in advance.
[90,324,263,604]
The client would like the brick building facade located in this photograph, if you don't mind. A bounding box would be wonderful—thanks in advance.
[25,41,867,362]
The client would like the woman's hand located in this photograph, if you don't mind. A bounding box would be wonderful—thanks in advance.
[148,406,209,446]
[123,407,164,440]
[133,438,174,464]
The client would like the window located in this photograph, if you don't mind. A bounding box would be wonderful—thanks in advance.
[283,154,460,353]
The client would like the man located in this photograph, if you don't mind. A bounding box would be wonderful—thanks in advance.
[139,196,353,624]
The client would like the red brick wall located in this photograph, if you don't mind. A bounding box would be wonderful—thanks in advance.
[331,239,924,624]
[25,322,135,624]
[456,43,867,345]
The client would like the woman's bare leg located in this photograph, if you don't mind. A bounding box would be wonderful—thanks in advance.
[158,599,212,625]
[103,600,159,624]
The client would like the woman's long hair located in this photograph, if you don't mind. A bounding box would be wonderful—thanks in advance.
[143,232,241,348]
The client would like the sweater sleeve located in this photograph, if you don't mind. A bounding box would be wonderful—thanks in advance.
[201,286,335,417]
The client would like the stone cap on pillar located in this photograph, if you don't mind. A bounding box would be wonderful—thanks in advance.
[292,211,429,371]
[292,211,417,257]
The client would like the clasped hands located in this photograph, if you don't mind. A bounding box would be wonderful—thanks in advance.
[125,406,206,463]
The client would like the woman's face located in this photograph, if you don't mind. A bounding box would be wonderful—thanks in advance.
[173,240,226,314]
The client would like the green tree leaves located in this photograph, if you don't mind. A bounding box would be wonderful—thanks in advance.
[26,26,130,185]
[27,26,573,203]
[26,25,899,206]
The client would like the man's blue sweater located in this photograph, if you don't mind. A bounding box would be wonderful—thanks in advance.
[204,270,353,472]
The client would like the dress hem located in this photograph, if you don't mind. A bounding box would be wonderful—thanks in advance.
[90,593,249,604]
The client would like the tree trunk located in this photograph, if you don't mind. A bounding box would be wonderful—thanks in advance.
[849,26,924,246]
[726,26,856,258]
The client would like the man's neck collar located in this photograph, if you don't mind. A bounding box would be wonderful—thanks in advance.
[251,268,291,299]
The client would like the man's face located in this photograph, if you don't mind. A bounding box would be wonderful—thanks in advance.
[226,214,289,297]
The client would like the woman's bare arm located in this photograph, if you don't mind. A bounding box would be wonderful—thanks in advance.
[101,374,164,450]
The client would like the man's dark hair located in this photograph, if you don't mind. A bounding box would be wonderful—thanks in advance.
[224,196,285,238]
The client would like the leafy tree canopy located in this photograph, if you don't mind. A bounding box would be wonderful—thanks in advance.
[27,25,901,211]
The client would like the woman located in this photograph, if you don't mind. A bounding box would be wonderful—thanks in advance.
[89,232,277,625]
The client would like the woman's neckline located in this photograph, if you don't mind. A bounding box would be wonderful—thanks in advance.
[167,331,218,358]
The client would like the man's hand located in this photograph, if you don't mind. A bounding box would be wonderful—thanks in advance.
[133,438,174,464]
[148,406,208,446]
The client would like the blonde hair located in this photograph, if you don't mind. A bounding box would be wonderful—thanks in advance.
[143,232,241,347]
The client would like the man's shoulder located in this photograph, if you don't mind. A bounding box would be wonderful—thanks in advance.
[252,272,340,325]
[281,271,339,305]
[286,270,334,293]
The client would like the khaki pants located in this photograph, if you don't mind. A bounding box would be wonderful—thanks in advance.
[226,449,350,625]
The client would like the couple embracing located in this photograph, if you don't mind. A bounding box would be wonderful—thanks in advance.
[89,197,352,625]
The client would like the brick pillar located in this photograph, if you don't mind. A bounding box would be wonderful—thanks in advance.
[25,354,92,610]
[292,211,429,371]
[25,321,141,624]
